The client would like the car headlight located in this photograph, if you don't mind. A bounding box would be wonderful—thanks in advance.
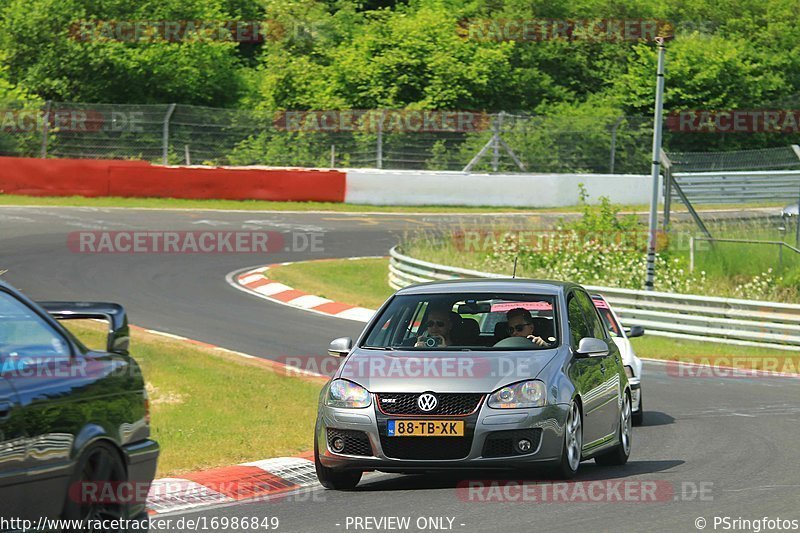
[325,379,371,408]
[487,380,546,409]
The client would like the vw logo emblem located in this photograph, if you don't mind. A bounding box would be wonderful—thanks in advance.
[417,393,438,412]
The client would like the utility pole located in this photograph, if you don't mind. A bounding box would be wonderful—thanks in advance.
[645,37,666,291]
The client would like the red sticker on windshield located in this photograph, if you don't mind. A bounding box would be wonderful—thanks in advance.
[491,301,552,312]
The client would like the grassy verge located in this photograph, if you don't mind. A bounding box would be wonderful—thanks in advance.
[267,258,798,366]
[629,334,793,361]
[62,320,323,477]
[0,193,785,214]
[267,257,394,310]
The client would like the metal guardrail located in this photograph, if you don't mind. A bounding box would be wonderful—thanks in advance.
[672,170,800,204]
[389,246,800,351]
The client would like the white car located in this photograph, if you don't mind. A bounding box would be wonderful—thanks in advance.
[592,294,644,426]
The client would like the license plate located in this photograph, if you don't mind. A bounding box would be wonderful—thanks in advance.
[387,420,464,437]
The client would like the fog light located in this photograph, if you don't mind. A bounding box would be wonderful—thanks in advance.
[331,437,346,452]
[516,438,532,453]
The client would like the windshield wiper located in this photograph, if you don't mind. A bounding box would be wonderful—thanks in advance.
[362,346,395,351]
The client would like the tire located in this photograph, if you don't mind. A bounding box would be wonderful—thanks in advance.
[595,392,632,466]
[61,441,129,531]
[553,401,582,479]
[632,392,644,426]
[314,432,362,490]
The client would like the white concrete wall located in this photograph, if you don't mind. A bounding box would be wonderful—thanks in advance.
[344,169,659,207]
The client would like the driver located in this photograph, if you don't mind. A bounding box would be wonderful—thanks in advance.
[414,307,454,347]
[507,307,551,347]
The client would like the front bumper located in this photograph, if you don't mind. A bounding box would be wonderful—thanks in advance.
[629,380,642,412]
[317,401,569,472]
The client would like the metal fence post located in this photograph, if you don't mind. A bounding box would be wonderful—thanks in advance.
[796,184,800,249]
[376,110,384,169]
[492,112,503,172]
[661,149,673,232]
[609,116,624,173]
[791,146,800,248]
[162,103,177,165]
[40,100,52,158]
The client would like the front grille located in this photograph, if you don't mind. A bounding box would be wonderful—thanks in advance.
[482,429,543,458]
[326,428,373,456]
[376,393,485,416]
[379,435,473,460]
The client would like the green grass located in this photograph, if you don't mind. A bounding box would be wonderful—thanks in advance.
[0,193,786,214]
[62,320,323,477]
[267,257,394,309]
[630,334,794,361]
[0,194,618,213]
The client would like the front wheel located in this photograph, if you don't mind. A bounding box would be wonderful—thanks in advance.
[314,432,362,490]
[595,392,632,466]
[553,401,582,479]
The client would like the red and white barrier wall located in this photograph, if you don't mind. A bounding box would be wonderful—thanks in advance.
[0,157,656,207]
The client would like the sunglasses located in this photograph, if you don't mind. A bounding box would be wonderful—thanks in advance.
[426,320,446,327]
[510,322,533,332]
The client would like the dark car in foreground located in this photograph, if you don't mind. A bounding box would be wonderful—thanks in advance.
[0,278,158,528]
[315,279,632,489]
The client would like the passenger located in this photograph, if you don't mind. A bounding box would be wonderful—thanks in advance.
[506,307,550,347]
[414,307,454,347]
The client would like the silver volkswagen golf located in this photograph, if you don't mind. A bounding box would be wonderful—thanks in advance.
[314,279,632,489]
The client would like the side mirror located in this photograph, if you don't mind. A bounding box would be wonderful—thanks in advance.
[625,325,645,338]
[38,301,130,355]
[328,337,353,358]
[575,337,609,358]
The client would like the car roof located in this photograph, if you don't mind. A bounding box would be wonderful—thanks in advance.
[394,278,579,296]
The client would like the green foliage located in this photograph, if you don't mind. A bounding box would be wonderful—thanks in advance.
[1,0,800,158]
[565,184,640,233]
[0,0,250,104]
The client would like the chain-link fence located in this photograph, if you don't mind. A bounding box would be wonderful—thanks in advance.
[3,100,798,174]
[0,101,658,173]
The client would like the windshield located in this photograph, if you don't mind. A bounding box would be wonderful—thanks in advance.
[362,292,559,350]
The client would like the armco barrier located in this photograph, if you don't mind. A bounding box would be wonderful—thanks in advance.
[0,157,346,202]
[388,246,800,351]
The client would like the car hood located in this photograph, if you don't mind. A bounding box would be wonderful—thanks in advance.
[337,348,561,393]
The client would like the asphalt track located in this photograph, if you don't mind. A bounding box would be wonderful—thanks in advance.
[2,205,799,533]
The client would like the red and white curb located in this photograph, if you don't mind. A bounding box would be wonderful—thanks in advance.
[147,456,319,514]
[227,258,381,323]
